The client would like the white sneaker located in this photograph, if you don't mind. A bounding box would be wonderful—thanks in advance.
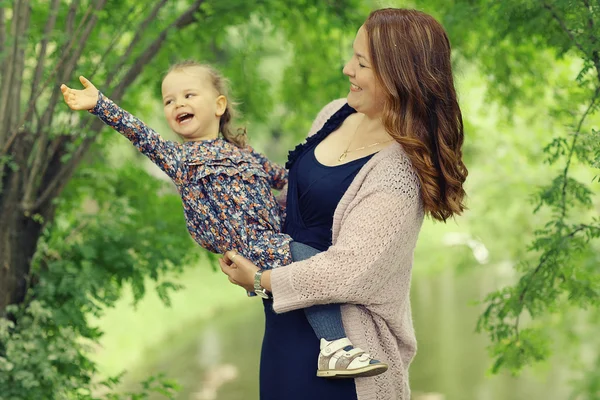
[316,337,388,378]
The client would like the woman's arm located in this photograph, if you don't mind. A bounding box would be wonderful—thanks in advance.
[269,180,422,312]
[219,170,422,308]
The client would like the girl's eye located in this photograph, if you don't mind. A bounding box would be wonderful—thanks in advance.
[165,100,172,106]
[185,93,195,98]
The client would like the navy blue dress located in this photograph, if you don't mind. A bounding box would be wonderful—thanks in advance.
[260,104,374,400]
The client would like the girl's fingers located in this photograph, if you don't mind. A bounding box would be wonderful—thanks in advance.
[79,75,90,87]
[61,87,73,98]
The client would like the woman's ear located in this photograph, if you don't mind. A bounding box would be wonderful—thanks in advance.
[215,95,227,117]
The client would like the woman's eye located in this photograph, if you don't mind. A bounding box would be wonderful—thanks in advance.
[359,63,366,68]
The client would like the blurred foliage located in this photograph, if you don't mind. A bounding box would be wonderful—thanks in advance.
[0,160,196,399]
[413,0,600,396]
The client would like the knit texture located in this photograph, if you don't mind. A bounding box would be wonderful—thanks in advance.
[271,99,425,400]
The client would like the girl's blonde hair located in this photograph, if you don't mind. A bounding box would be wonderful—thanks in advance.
[166,61,247,147]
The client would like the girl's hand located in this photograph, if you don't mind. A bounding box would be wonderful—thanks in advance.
[60,76,99,111]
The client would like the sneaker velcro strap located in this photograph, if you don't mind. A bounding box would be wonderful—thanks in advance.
[330,348,368,370]
[342,348,364,358]
[321,338,353,356]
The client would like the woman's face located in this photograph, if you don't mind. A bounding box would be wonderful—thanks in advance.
[343,25,385,117]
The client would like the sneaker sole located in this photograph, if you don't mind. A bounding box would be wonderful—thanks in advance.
[316,363,388,379]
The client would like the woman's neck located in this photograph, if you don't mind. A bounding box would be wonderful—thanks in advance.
[354,113,390,142]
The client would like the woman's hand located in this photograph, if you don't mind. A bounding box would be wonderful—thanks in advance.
[60,76,99,111]
[219,250,266,293]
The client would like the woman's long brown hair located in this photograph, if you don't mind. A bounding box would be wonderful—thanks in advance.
[365,9,467,221]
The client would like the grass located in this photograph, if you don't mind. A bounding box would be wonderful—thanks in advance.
[89,259,250,377]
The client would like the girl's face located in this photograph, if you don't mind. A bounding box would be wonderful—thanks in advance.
[342,26,385,117]
[161,67,226,142]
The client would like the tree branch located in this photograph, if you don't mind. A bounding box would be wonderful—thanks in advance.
[514,224,589,337]
[28,1,90,128]
[540,0,600,219]
[29,0,206,213]
[581,0,600,83]
[0,6,5,65]
[88,3,140,79]
[81,4,145,136]
[488,0,600,365]
[0,2,92,159]
[65,0,79,35]
[32,129,98,212]
[105,0,170,88]
[10,1,31,129]
[60,0,109,83]
[22,1,106,214]
[28,0,61,118]
[559,86,600,218]
[542,2,587,56]
[110,0,206,102]
[0,0,27,146]
[37,0,106,133]
[0,1,5,190]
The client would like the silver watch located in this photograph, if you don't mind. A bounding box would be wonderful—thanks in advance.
[254,270,271,299]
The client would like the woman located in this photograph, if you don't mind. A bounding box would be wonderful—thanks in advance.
[220,8,467,400]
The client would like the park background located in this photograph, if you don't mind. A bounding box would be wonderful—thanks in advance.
[0,0,599,399]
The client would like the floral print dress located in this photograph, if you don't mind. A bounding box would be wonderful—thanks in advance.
[91,93,293,269]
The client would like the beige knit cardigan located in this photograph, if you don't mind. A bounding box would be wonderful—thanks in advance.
[271,99,425,400]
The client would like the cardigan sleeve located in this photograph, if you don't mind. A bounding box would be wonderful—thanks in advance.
[269,167,422,312]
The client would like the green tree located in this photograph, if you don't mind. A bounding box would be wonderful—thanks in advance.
[421,0,600,394]
[0,0,365,397]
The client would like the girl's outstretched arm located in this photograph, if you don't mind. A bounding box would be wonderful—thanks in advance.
[61,76,183,181]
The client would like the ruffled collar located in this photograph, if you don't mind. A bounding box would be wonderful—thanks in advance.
[183,138,244,164]
[285,103,356,170]
[180,138,268,180]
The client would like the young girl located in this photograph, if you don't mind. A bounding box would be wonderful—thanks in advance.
[60,61,387,378]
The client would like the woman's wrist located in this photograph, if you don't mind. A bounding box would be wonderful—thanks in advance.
[260,270,272,292]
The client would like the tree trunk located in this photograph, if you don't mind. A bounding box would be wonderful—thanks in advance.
[0,134,43,313]
[0,0,206,315]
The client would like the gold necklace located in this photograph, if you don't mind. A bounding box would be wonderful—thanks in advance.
[338,125,394,162]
